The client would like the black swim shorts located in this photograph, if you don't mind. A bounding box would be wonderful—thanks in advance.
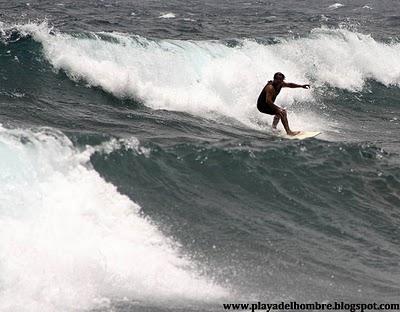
[257,102,276,115]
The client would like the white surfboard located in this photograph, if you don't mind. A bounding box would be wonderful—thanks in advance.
[278,131,321,140]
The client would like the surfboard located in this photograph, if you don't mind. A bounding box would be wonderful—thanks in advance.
[278,131,321,140]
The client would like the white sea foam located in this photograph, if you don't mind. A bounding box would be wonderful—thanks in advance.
[159,12,176,19]
[17,23,400,132]
[89,137,151,157]
[0,126,227,312]
[328,3,344,10]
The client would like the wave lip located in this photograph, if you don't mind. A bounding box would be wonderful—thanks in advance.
[0,126,228,312]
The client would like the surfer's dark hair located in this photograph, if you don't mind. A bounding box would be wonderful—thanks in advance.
[273,72,285,80]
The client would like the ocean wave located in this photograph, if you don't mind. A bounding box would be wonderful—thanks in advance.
[0,125,228,312]
[2,22,400,135]
[90,136,400,300]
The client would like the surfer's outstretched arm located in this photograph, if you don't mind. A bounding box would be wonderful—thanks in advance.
[283,82,310,89]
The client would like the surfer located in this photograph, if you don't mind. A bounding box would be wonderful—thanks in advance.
[257,72,310,136]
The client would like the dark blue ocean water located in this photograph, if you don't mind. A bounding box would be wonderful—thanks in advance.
[0,1,399,311]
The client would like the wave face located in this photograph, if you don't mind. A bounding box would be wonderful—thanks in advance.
[0,127,227,311]
[0,15,400,312]
[90,136,400,299]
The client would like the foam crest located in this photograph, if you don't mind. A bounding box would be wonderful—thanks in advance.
[328,3,344,10]
[159,13,176,19]
[17,23,400,131]
[279,28,400,90]
[0,126,227,312]
[89,137,151,157]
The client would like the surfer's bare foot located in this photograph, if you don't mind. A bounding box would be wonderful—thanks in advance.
[287,131,300,136]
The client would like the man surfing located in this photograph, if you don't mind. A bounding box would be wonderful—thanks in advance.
[257,72,310,136]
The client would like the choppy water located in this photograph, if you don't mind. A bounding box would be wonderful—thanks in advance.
[0,1,399,311]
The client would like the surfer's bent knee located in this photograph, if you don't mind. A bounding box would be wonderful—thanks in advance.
[277,109,286,118]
